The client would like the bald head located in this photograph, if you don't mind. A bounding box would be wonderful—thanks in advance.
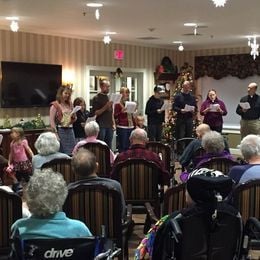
[248,82,257,96]
[182,81,192,93]
[129,128,148,145]
[196,124,210,139]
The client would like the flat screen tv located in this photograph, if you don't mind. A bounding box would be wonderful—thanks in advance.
[1,61,62,108]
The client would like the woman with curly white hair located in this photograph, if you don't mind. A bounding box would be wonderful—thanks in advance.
[32,131,70,170]
[11,168,92,239]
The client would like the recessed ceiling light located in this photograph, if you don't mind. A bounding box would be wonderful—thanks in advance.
[6,16,19,21]
[184,23,197,27]
[86,3,103,8]
[173,41,182,44]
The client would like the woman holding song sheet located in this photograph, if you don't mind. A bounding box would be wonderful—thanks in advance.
[114,87,136,152]
[200,89,227,133]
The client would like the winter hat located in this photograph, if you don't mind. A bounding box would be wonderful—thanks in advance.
[186,168,233,204]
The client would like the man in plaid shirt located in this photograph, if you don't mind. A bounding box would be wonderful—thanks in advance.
[111,128,170,190]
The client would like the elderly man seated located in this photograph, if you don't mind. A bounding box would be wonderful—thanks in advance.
[229,134,260,184]
[111,128,170,191]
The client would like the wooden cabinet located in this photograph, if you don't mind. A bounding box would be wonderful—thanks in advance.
[0,129,45,158]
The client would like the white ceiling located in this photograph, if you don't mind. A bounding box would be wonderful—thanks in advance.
[0,0,259,50]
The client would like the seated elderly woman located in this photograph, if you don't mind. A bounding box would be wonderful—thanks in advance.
[32,132,70,170]
[180,131,233,182]
[72,121,115,164]
[194,130,234,168]
[11,168,92,239]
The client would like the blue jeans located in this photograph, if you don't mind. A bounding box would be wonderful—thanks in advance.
[98,127,114,149]
[116,128,133,152]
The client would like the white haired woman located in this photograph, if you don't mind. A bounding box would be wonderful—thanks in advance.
[11,168,92,239]
[32,132,70,170]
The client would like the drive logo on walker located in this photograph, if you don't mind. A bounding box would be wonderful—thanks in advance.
[44,248,74,258]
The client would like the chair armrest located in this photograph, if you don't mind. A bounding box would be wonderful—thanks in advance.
[169,218,182,242]
[145,202,159,224]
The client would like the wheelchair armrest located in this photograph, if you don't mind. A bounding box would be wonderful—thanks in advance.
[145,202,159,224]
[169,218,182,241]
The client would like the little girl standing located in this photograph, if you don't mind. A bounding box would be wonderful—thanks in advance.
[8,127,34,183]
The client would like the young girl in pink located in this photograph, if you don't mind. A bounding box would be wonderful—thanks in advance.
[8,127,34,183]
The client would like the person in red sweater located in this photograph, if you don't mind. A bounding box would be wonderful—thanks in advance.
[114,87,135,152]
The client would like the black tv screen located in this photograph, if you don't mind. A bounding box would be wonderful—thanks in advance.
[1,61,62,108]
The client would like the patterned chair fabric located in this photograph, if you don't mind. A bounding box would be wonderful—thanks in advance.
[81,143,111,178]
[41,158,77,184]
[0,189,22,255]
[146,141,172,173]
[233,179,260,223]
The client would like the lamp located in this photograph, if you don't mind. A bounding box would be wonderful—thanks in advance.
[211,0,227,7]
[250,36,259,60]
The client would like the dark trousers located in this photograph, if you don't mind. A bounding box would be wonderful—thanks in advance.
[175,117,193,140]
[147,124,163,141]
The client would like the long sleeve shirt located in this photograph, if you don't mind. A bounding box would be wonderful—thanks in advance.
[173,92,197,119]
[236,94,260,120]
[200,98,227,127]
[145,96,165,125]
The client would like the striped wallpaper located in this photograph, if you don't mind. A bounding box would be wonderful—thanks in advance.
[0,29,249,126]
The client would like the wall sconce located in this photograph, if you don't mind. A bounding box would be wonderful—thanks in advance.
[62,69,75,87]
[6,17,19,32]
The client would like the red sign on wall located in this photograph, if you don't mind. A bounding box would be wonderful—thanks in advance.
[114,50,124,60]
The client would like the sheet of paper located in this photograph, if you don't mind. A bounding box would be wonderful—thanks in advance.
[125,101,137,113]
[184,104,195,112]
[86,115,96,123]
[209,104,220,112]
[71,105,81,115]
[109,93,122,104]
[239,102,251,109]
[0,134,3,145]
[160,100,170,111]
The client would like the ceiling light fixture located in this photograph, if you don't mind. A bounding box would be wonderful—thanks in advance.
[211,0,227,7]
[103,35,111,44]
[95,9,100,20]
[178,43,184,51]
[86,2,103,20]
[173,41,184,51]
[86,3,103,8]
[250,36,259,60]
[6,17,19,32]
